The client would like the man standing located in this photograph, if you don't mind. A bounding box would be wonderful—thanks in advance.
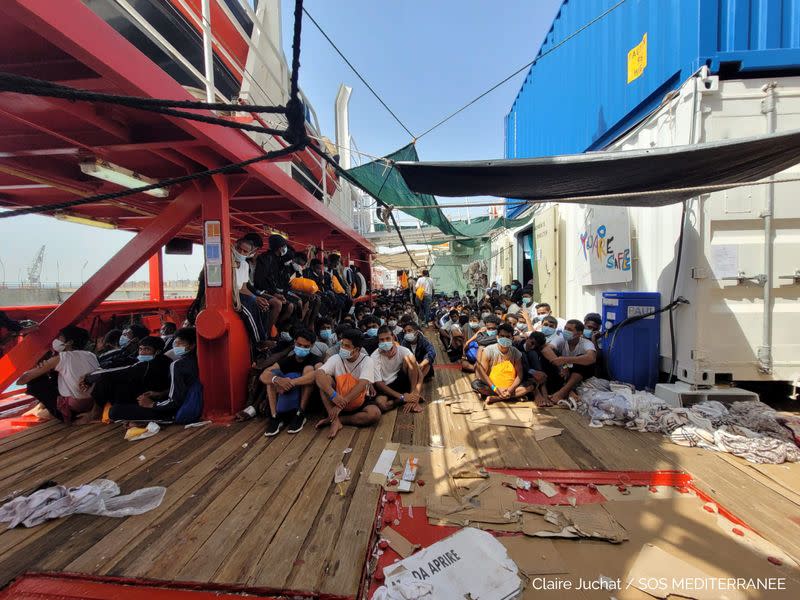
[415,269,434,324]
[372,326,423,414]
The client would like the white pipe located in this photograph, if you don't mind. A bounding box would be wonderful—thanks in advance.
[201,0,215,104]
[759,81,778,374]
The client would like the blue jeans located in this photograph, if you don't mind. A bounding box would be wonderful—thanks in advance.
[421,295,432,323]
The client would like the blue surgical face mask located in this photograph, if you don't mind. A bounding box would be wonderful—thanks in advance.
[118,335,130,348]
[541,326,556,337]
[233,250,247,262]
[497,336,513,348]
[404,332,417,343]
[319,329,332,339]
[522,297,532,306]
[280,331,292,342]
[388,320,397,327]
[485,329,497,337]
[294,345,311,358]
[511,284,519,291]
[583,329,594,340]
[366,327,378,337]
[561,330,575,342]
[481,312,491,320]
[137,354,155,363]
[378,341,394,353]
[172,345,187,357]
[339,348,353,360]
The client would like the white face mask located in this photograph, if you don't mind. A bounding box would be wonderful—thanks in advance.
[279,246,288,256]
[52,339,66,353]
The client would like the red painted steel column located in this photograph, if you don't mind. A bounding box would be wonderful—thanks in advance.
[194,178,249,417]
[0,192,200,393]
[148,251,164,302]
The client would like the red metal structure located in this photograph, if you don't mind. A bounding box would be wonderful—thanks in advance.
[0,0,373,415]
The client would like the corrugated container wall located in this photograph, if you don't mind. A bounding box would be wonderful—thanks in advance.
[506,0,800,218]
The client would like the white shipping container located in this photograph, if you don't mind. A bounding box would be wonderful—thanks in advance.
[551,72,800,385]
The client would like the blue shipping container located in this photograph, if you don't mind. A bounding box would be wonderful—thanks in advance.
[506,0,800,217]
[601,291,660,390]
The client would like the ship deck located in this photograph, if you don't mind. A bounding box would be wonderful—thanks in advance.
[1,339,800,597]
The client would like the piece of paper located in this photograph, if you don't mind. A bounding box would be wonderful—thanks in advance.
[381,526,420,559]
[382,528,523,599]
[537,479,558,498]
[711,244,739,279]
[396,480,412,493]
[369,443,399,485]
[499,537,569,576]
[625,543,747,600]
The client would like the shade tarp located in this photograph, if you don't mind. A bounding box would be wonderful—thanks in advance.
[346,144,530,241]
[394,129,800,207]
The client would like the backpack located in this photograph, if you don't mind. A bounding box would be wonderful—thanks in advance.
[175,380,203,424]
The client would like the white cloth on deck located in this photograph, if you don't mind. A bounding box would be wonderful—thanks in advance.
[0,479,166,528]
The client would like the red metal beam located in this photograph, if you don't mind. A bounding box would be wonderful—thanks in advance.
[0,191,200,393]
[0,0,373,253]
[194,178,250,417]
[148,251,164,302]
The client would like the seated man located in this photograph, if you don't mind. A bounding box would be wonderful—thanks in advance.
[87,336,172,417]
[514,331,550,407]
[251,234,296,338]
[583,312,603,347]
[461,315,500,373]
[541,319,597,403]
[372,325,423,414]
[99,323,149,369]
[314,328,381,439]
[159,322,177,351]
[531,302,566,333]
[260,328,322,436]
[400,321,436,381]
[471,323,531,404]
[109,327,199,423]
[17,325,99,423]
[359,315,381,355]
[387,313,403,338]
[96,329,122,359]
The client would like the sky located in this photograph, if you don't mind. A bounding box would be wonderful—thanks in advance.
[0,0,562,284]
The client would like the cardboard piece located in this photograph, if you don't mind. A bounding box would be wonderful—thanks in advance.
[532,425,563,441]
[369,443,399,484]
[537,479,559,498]
[519,504,627,543]
[382,527,523,599]
[467,406,534,428]
[381,526,420,559]
[625,543,747,600]
[499,537,569,576]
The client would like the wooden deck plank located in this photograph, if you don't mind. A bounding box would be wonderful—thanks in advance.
[249,427,357,588]
[320,411,397,597]
[285,424,374,593]
[172,428,316,583]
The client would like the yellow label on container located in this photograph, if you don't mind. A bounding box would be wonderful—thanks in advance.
[627,33,647,83]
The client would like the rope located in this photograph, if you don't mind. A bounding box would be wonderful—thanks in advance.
[0,74,288,137]
[302,6,415,140]
[414,0,628,141]
[0,72,286,114]
[284,0,308,147]
[0,143,303,219]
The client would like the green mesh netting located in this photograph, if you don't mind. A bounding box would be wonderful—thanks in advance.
[346,144,531,242]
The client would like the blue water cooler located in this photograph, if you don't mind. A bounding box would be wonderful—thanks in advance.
[601,291,661,390]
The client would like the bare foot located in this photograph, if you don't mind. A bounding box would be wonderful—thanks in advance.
[328,417,343,439]
[535,396,556,408]
[409,403,424,413]
[549,392,567,406]
[485,396,501,405]
[316,417,331,430]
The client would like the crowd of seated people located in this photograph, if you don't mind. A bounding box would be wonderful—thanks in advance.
[424,282,604,407]
[13,249,606,437]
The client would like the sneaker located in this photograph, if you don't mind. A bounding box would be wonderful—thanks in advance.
[286,411,307,434]
[264,417,283,437]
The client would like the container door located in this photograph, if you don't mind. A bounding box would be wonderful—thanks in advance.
[532,206,560,314]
